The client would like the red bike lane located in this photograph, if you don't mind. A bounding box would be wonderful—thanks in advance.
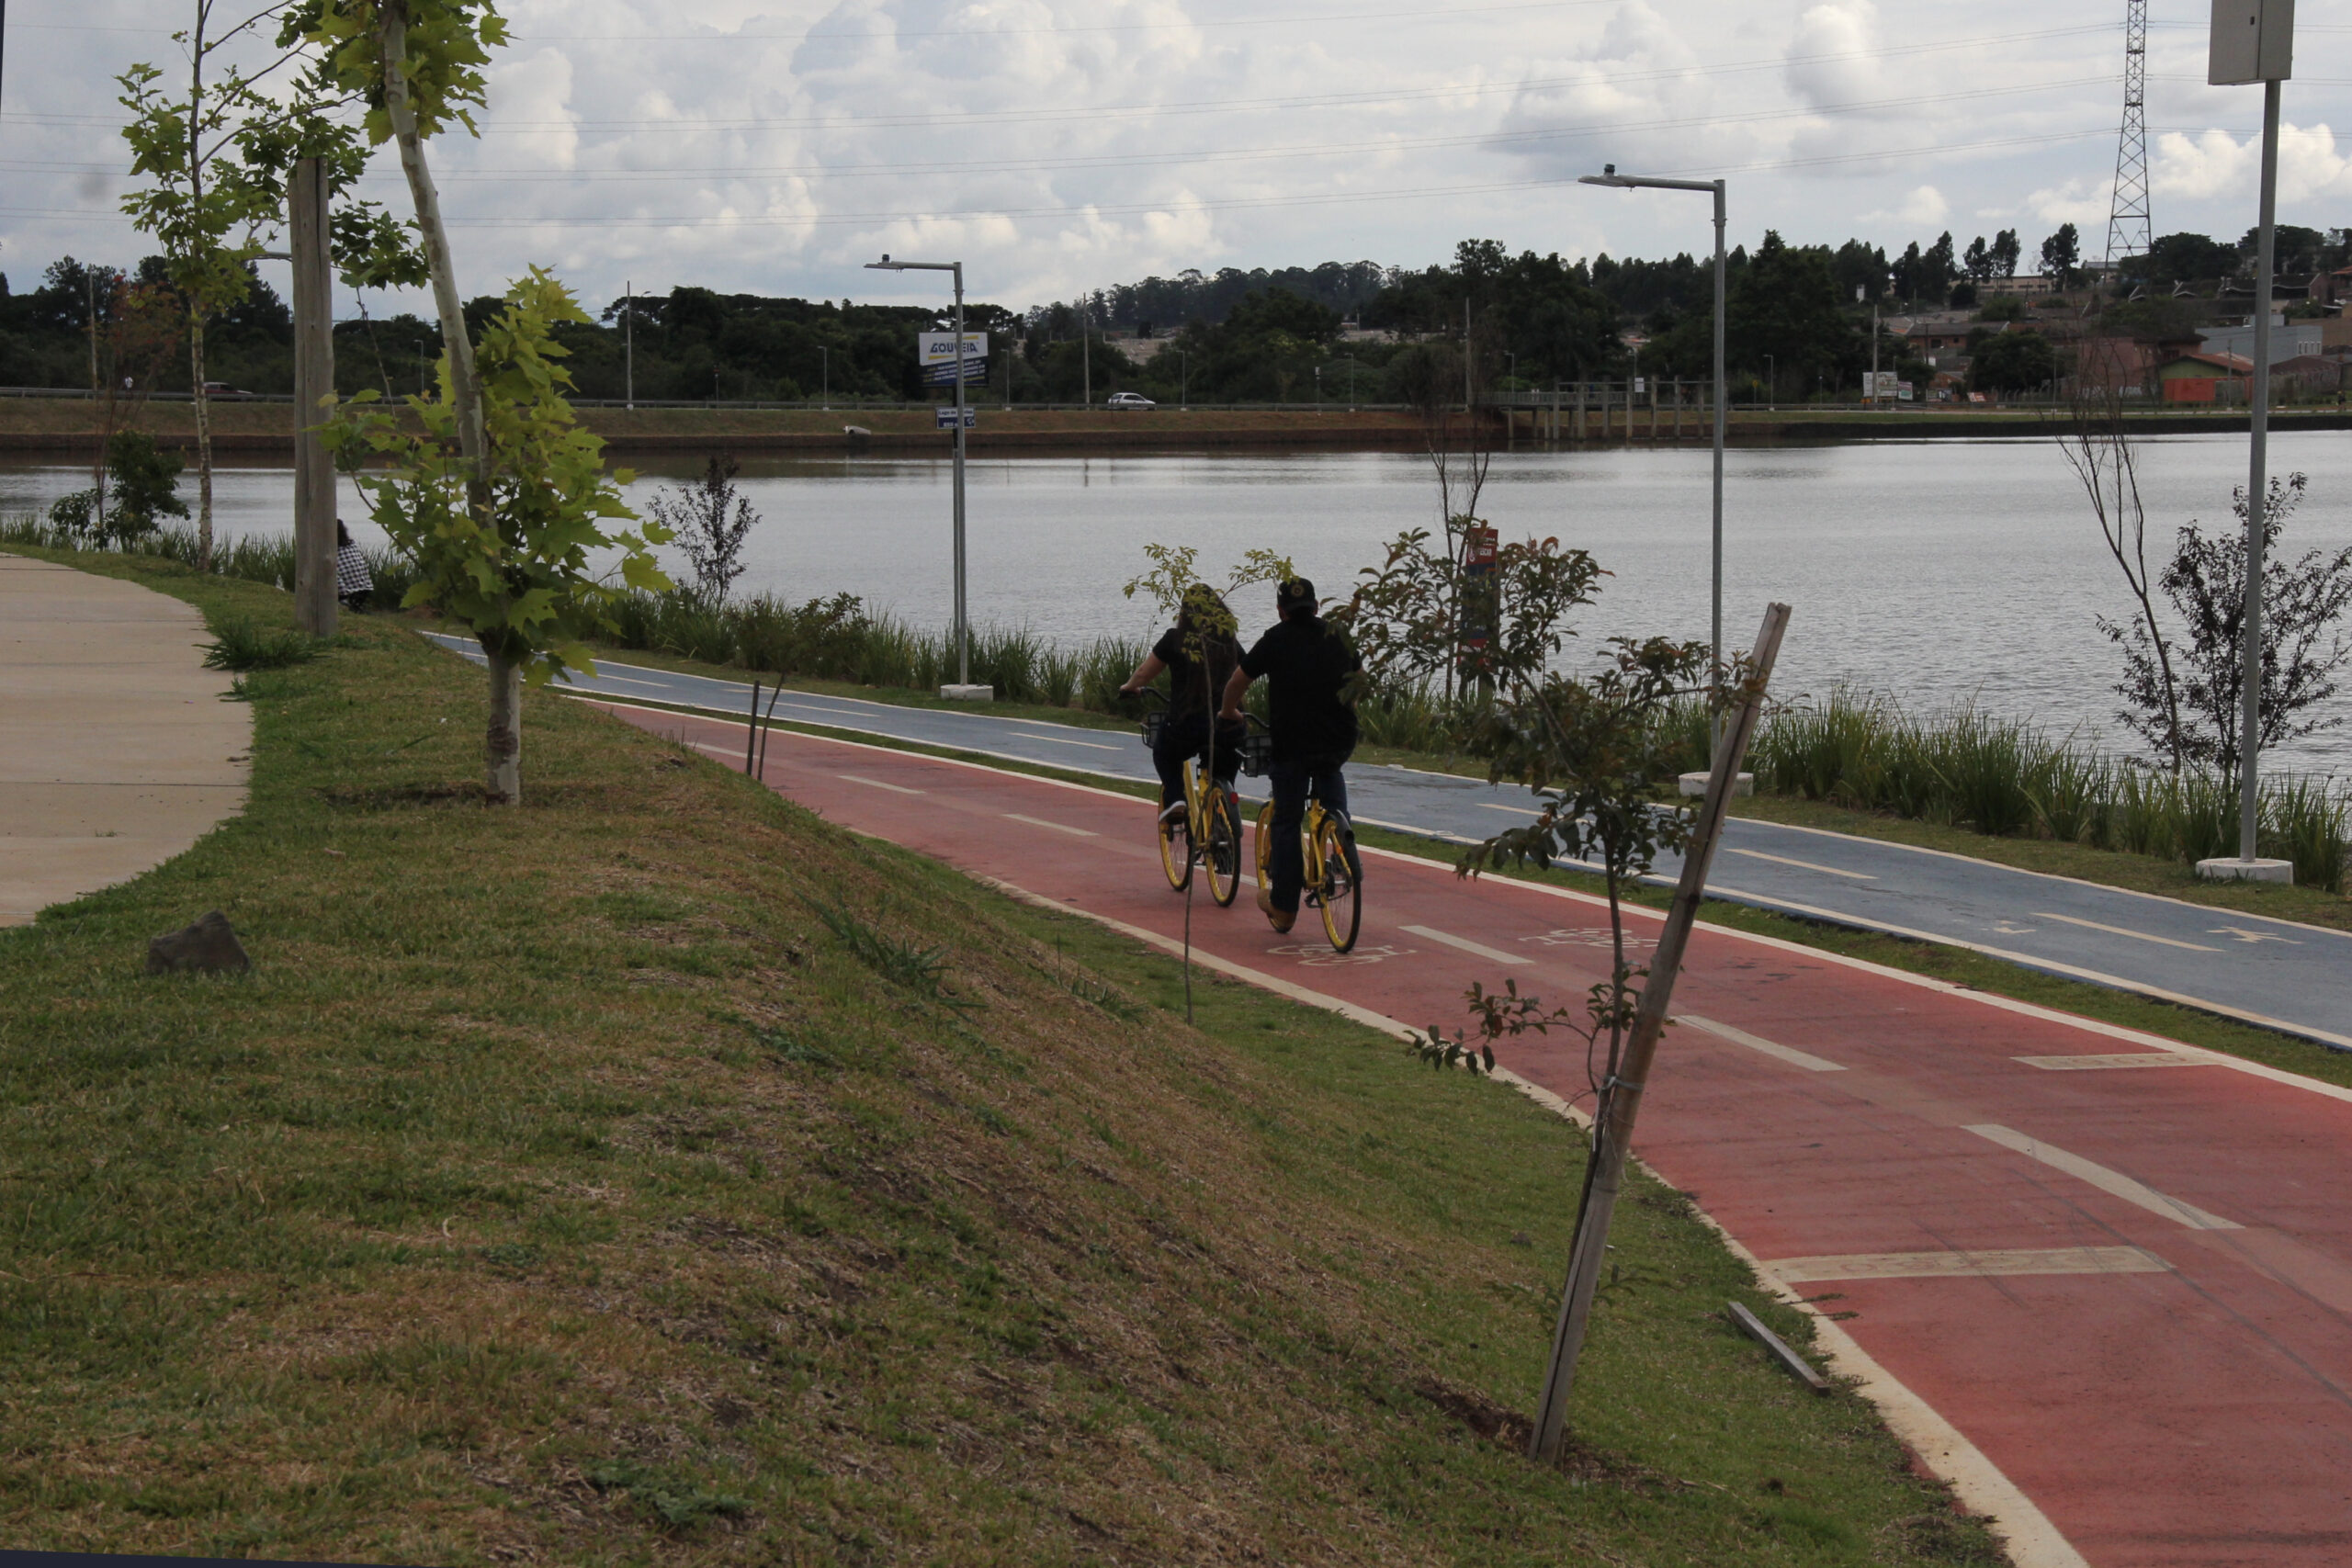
[606,699,2352,1568]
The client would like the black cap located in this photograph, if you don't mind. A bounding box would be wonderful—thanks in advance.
[1276,577,1317,614]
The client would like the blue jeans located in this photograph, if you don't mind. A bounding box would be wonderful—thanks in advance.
[1267,756,1351,915]
[1152,715,1242,809]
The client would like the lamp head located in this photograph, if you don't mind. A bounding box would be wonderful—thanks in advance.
[1577,164,1634,189]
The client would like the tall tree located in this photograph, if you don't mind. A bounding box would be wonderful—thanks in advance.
[1963,235,1992,283]
[118,2,294,570]
[1991,229,2022,278]
[2039,224,2082,288]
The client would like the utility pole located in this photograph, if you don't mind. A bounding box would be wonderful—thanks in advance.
[1081,297,1091,408]
[623,279,633,410]
[289,156,337,637]
[820,344,828,409]
[868,255,982,698]
[2200,0,2297,884]
[1463,297,1473,412]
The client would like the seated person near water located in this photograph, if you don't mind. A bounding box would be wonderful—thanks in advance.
[1220,577,1362,933]
[1118,583,1247,829]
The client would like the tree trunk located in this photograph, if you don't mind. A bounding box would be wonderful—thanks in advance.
[485,651,521,806]
[376,0,489,517]
[289,155,338,637]
[190,316,214,570]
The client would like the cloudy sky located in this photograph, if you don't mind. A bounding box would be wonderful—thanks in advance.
[6,0,2352,318]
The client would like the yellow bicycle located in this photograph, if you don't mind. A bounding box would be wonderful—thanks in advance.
[1139,692,1243,907]
[1244,722,1362,953]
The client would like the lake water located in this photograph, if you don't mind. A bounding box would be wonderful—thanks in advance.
[6,434,2349,770]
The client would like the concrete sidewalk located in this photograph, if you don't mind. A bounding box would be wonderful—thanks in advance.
[0,554,249,925]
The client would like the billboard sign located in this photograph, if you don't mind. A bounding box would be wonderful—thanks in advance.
[919,332,988,367]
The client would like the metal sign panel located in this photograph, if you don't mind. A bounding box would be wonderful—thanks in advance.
[2211,0,2292,84]
[934,405,978,429]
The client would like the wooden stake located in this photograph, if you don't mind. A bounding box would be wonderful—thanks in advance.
[1527,601,1793,1465]
[745,681,762,773]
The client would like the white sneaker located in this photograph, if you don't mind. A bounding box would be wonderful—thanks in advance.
[1158,802,1185,828]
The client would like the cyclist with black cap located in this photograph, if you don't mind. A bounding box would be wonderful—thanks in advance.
[1220,576,1362,932]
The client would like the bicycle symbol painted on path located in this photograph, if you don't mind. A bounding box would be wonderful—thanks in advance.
[1518,927,1659,951]
[1269,942,1412,968]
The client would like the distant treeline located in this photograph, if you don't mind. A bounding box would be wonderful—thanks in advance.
[8,219,2342,409]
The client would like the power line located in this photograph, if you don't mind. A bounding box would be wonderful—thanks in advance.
[0,23,2132,136]
[0,74,2122,186]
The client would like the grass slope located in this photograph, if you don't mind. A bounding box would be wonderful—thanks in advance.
[0,551,2002,1566]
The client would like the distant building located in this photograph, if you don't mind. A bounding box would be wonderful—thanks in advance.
[2157,350,2254,402]
[2199,316,2326,366]
[1979,275,2056,297]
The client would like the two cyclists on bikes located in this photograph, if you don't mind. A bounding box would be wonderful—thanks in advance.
[1122,576,1362,937]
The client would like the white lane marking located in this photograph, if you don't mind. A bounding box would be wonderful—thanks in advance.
[571,673,677,691]
[839,773,924,796]
[1767,1247,2172,1283]
[1679,1014,1846,1072]
[1725,846,1877,880]
[1482,803,1544,818]
[2030,910,2221,952]
[1013,731,1124,751]
[1397,923,1533,965]
[1963,1124,2242,1230]
[1005,813,1097,838]
[2014,1053,2209,1071]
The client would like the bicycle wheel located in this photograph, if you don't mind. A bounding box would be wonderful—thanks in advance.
[1159,793,1193,892]
[1205,791,1242,908]
[1313,812,1361,953]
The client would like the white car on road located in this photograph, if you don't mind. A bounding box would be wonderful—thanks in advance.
[1105,391,1156,409]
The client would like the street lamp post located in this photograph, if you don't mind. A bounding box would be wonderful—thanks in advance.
[1178,349,1189,412]
[623,280,633,410]
[1580,164,1728,729]
[867,255,983,697]
[1763,353,1775,412]
[2199,0,2296,883]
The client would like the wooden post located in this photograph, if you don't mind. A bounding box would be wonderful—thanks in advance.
[289,155,337,638]
[745,681,762,773]
[1649,378,1660,445]
[1527,602,1794,1465]
[1575,382,1586,444]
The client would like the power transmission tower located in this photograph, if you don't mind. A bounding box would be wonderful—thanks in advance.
[2105,0,2153,273]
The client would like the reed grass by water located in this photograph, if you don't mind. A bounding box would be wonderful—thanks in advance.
[1702,688,2350,891]
[0,513,419,603]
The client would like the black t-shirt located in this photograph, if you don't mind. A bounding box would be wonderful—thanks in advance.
[1239,615,1362,762]
[1153,625,1240,728]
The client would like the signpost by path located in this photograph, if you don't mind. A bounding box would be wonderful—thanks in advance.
[868,256,990,699]
[1528,600,1793,1465]
[2200,0,2298,884]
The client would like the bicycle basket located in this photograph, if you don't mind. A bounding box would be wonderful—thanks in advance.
[1140,712,1166,750]
[1237,730,1274,777]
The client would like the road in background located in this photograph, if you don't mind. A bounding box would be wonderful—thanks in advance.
[431,637,2352,1053]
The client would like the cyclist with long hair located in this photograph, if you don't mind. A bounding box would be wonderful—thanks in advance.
[1119,581,1246,837]
[1220,577,1361,933]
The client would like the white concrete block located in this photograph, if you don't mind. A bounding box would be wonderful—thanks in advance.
[938,682,995,702]
[2194,855,2295,885]
[1679,771,1755,798]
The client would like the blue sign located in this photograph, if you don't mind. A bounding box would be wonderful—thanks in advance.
[934,406,977,429]
[922,361,988,386]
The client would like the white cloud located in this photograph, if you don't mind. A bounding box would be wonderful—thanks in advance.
[2153,122,2351,205]
[1860,186,1949,229]
[10,0,2352,313]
